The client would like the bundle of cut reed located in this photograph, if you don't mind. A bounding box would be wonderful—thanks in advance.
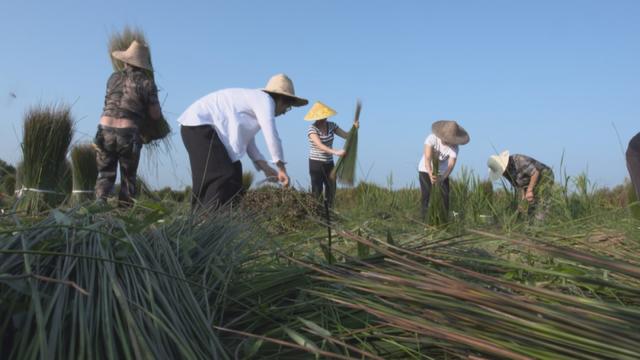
[70,143,97,204]
[16,104,74,214]
[0,159,16,196]
[331,100,361,186]
[108,26,171,146]
[427,148,447,226]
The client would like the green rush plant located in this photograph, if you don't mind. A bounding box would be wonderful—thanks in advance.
[15,103,74,215]
[70,143,98,204]
[426,148,447,226]
[332,100,361,186]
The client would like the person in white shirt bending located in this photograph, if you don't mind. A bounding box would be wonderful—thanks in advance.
[417,121,470,219]
[178,73,308,210]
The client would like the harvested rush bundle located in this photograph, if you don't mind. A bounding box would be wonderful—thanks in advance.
[16,103,74,214]
[108,26,171,145]
[0,159,16,196]
[70,143,97,204]
[427,149,448,226]
[331,100,361,186]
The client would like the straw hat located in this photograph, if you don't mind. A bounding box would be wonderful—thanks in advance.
[263,73,308,107]
[432,120,470,145]
[488,150,510,182]
[304,101,337,121]
[111,40,153,71]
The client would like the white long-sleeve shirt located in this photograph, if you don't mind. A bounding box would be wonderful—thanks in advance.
[177,88,285,165]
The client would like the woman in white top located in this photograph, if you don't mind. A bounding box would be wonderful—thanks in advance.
[304,101,356,208]
[178,74,308,210]
[418,121,469,219]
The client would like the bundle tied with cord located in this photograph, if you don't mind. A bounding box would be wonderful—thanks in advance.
[108,26,171,146]
[331,100,361,186]
[16,104,74,214]
[70,143,98,204]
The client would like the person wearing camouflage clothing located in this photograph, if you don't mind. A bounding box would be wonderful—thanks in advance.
[488,151,554,220]
[95,40,163,205]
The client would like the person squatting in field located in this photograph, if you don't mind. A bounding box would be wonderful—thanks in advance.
[304,101,358,208]
[488,151,554,221]
[178,74,308,211]
[418,120,470,219]
[95,40,164,205]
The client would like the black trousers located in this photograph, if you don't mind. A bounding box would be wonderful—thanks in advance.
[627,132,640,201]
[181,125,243,210]
[418,171,450,219]
[310,159,336,207]
[94,125,142,204]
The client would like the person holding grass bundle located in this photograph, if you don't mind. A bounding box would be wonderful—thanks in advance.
[488,151,554,220]
[178,74,308,210]
[418,121,469,219]
[305,101,358,208]
[95,40,164,205]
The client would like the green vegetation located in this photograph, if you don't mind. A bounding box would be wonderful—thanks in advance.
[1,167,639,359]
[70,143,97,204]
[426,149,447,226]
[15,104,74,215]
[332,100,361,186]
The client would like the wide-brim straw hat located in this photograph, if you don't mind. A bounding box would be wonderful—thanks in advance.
[111,40,153,71]
[432,120,470,145]
[263,73,308,107]
[304,101,337,121]
[488,150,510,182]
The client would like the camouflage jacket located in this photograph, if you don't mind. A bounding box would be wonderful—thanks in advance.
[504,154,552,189]
[101,68,159,126]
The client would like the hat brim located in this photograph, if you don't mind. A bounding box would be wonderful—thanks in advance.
[487,150,510,182]
[263,90,308,107]
[111,51,154,71]
[432,121,470,145]
[304,116,330,122]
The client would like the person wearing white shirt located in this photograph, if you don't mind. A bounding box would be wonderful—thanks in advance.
[178,74,308,210]
[417,121,469,219]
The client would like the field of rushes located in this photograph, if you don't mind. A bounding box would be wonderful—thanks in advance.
[1,168,639,359]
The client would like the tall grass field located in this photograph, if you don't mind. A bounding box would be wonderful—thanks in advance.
[1,165,639,359]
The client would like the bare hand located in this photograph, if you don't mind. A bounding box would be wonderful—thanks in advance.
[525,190,535,203]
[335,149,346,157]
[278,169,290,188]
[354,120,359,129]
[429,173,438,184]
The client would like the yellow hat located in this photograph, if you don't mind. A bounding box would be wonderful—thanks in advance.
[304,101,337,121]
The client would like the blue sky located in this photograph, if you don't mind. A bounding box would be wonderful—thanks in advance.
[1,0,639,190]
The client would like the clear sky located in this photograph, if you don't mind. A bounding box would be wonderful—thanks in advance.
[1,0,639,190]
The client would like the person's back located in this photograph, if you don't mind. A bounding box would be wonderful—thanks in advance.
[178,74,308,211]
[179,88,270,125]
[102,68,158,128]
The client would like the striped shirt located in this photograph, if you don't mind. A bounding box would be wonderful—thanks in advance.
[308,121,339,162]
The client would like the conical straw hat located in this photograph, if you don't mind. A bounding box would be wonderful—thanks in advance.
[263,73,308,107]
[487,150,510,182]
[432,120,470,145]
[111,40,153,71]
[304,101,337,121]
